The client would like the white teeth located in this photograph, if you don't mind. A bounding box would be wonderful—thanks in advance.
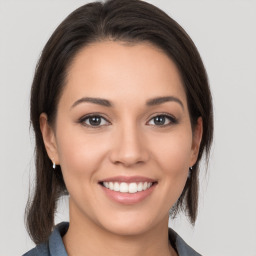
[119,182,129,193]
[109,182,114,190]
[137,182,143,192]
[128,183,137,193]
[103,182,109,188]
[113,182,119,191]
[102,181,153,193]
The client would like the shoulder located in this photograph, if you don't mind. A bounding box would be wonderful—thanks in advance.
[22,243,49,256]
[22,222,69,256]
[168,228,202,256]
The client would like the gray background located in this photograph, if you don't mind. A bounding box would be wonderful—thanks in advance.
[0,0,256,255]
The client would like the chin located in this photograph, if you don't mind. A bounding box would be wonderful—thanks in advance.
[101,221,152,237]
[95,210,164,237]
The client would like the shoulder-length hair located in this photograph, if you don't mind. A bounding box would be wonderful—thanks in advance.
[26,0,213,244]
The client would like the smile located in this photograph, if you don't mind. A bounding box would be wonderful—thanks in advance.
[99,176,158,204]
[102,181,154,193]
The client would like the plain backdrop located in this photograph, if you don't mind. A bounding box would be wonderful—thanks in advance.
[0,0,256,255]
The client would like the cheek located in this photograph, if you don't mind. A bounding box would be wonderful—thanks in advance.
[152,130,193,175]
[139,128,193,212]
[55,127,110,185]
[150,128,193,205]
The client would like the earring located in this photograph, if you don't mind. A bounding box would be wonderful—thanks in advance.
[188,166,193,178]
[52,159,56,169]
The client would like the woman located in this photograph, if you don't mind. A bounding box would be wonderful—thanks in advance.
[24,0,213,255]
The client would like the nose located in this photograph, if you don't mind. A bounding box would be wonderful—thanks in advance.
[109,123,149,167]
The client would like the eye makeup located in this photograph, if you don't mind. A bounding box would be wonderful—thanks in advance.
[77,112,178,129]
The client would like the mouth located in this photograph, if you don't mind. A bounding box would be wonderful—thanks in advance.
[99,181,157,194]
[98,176,158,204]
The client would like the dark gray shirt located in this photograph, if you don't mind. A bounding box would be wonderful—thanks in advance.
[23,222,201,256]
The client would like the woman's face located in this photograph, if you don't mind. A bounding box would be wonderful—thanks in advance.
[41,41,202,236]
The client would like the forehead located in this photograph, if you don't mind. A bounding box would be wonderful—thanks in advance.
[62,40,187,108]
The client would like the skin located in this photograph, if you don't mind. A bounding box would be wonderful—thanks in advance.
[40,41,202,256]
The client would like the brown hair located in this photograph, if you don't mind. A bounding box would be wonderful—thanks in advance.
[26,0,213,244]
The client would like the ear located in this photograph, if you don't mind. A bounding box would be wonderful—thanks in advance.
[190,117,203,166]
[39,113,59,165]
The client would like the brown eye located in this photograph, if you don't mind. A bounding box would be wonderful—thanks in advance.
[153,115,166,125]
[148,114,177,126]
[80,115,109,127]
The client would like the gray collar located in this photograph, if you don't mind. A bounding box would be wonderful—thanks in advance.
[168,227,202,256]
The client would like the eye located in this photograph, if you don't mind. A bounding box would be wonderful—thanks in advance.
[80,115,110,127]
[147,114,177,126]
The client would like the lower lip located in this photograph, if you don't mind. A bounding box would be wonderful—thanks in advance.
[101,184,156,205]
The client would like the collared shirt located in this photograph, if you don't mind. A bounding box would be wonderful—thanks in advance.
[23,222,201,256]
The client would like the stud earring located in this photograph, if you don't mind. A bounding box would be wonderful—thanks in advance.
[188,166,193,178]
[52,159,56,169]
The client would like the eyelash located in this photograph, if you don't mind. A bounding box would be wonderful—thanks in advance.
[78,113,178,129]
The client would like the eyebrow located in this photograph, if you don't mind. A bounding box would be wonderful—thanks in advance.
[70,96,184,109]
[146,96,184,109]
[71,97,112,109]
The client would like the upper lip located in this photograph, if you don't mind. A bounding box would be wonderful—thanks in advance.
[99,176,157,183]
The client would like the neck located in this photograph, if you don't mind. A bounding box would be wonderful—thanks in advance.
[63,205,177,256]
